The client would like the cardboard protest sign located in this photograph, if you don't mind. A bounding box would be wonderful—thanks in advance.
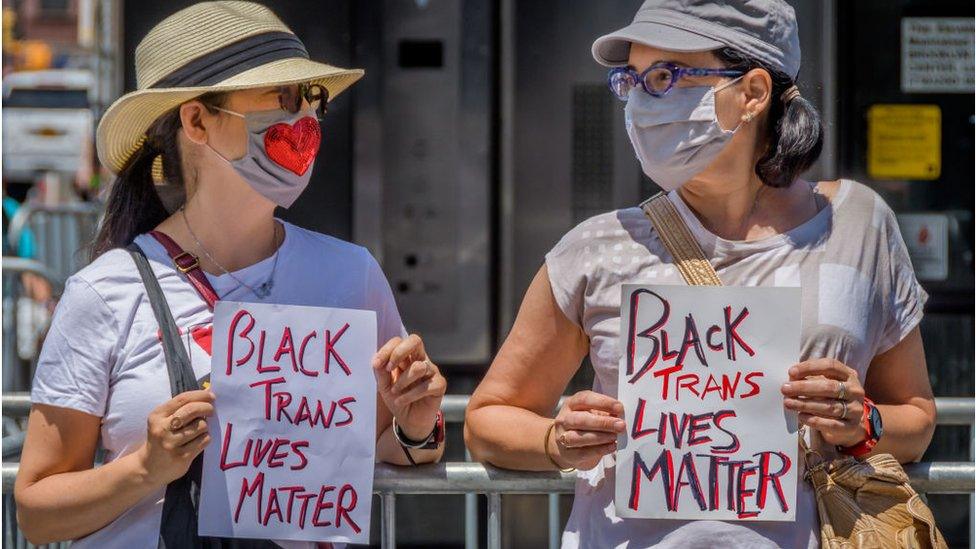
[200,301,377,543]
[616,285,800,521]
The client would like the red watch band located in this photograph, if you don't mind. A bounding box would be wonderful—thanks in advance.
[839,397,877,457]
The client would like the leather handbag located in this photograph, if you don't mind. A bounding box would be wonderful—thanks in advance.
[640,193,947,548]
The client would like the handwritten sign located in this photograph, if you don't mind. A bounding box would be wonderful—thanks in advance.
[615,285,800,521]
[200,301,377,544]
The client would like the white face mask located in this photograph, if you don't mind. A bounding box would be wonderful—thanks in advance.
[206,106,321,208]
[624,76,743,192]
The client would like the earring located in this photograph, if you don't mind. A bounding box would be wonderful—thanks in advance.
[741,112,755,122]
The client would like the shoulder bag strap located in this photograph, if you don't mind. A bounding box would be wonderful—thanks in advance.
[127,243,200,395]
[640,192,722,287]
[149,230,220,311]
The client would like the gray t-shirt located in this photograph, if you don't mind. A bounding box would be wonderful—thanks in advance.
[545,180,927,549]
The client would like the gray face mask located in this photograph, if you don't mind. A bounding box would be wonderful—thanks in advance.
[207,106,321,208]
[624,76,743,192]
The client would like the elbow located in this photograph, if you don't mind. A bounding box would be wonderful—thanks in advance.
[14,494,58,546]
[463,407,490,464]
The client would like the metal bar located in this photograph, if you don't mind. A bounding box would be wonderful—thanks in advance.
[934,398,976,425]
[548,493,560,549]
[486,493,501,549]
[5,394,973,423]
[381,492,396,549]
[497,0,516,334]
[2,461,972,495]
[465,493,478,549]
[464,449,478,549]
[2,433,25,460]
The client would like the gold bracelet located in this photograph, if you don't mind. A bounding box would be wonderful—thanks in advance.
[545,421,577,473]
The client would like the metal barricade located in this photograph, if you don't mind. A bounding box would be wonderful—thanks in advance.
[6,203,103,285]
[1,259,62,394]
[1,395,974,548]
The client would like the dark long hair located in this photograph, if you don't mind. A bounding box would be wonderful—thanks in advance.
[714,47,823,188]
[90,92,227,259]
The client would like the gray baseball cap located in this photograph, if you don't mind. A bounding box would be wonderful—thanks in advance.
[592,0,801,80]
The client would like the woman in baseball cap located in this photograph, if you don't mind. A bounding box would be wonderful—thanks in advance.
[15,3,447,546]
[468,1,936,547]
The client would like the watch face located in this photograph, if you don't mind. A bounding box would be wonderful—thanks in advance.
[869,406,883,440]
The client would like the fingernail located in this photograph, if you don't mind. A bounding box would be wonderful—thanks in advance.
[781,383,791,392]
[615,420,626,431]
[788,366,798,376]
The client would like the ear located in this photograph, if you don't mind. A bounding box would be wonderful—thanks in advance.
[741,67,773,119]
[178,100,213,145]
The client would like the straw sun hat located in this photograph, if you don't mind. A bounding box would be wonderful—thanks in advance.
[96,1,364,175]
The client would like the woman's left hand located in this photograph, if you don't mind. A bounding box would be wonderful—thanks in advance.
[780,358,866,447]
[372,334,447,441]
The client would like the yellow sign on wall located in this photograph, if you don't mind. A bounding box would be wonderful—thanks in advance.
[867,104,941,180]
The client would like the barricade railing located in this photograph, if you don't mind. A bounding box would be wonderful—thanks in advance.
[2,260,63,395]
[1,394,973,548]
[6,202,103,285]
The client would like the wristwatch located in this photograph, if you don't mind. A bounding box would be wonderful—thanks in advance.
[393,409,445,450]
[838,397,883,458]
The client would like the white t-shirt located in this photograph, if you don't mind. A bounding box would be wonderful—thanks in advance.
[545,180,927,548]
[31,220,406,548]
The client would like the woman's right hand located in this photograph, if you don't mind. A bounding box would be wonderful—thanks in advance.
[549,390,626,470]
[137,390,215,485]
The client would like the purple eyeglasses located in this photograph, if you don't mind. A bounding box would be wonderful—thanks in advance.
[608,62,744,100]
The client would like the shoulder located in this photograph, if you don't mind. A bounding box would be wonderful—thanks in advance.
[826,179,893,220]
[69,246,143,295]
[550,208,652,255]
[281,222,380,279]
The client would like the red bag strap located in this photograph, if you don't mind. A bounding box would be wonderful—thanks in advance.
[149,230,219,310]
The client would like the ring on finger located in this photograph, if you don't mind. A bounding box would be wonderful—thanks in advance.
[169,415,183,431]
[836,381,847,401]
[837,400,848,420]
[558,432,569,448]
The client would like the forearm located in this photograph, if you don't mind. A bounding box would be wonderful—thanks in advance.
[867,402,936,463]
[375,423,444,465]
[465,404,557,471]
[15,448,163,544]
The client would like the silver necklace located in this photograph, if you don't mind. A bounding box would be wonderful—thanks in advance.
[180,207,280,299]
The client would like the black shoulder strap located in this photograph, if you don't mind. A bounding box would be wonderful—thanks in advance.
[127,243,200,396]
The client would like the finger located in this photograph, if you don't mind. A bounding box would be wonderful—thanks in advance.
[154,390,215,417]
[567,391,624,417]
[563,410,626,433]
[168,401,216,431]
[797,413,849,434]
[784,397,859,422]
[388,334,425,372]
[563,441,618,463]
[373,337,403,370]
[180,431,212,460]
[788,359,856,382]
[170,417,210,446]
[373,363,393,393]
[391,360,434,394]
[780,378,864,400]
[558,429,619,449]
[393,375,446,409]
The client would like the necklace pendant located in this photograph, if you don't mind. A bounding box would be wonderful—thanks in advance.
[256,280,273,298]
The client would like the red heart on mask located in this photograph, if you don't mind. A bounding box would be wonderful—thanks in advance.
[264,117,321,175]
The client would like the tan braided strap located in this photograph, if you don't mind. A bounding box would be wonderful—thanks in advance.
[641,193,722,287]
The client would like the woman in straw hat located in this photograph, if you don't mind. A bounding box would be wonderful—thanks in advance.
[467,0,936,547]
[14,3,446,546]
